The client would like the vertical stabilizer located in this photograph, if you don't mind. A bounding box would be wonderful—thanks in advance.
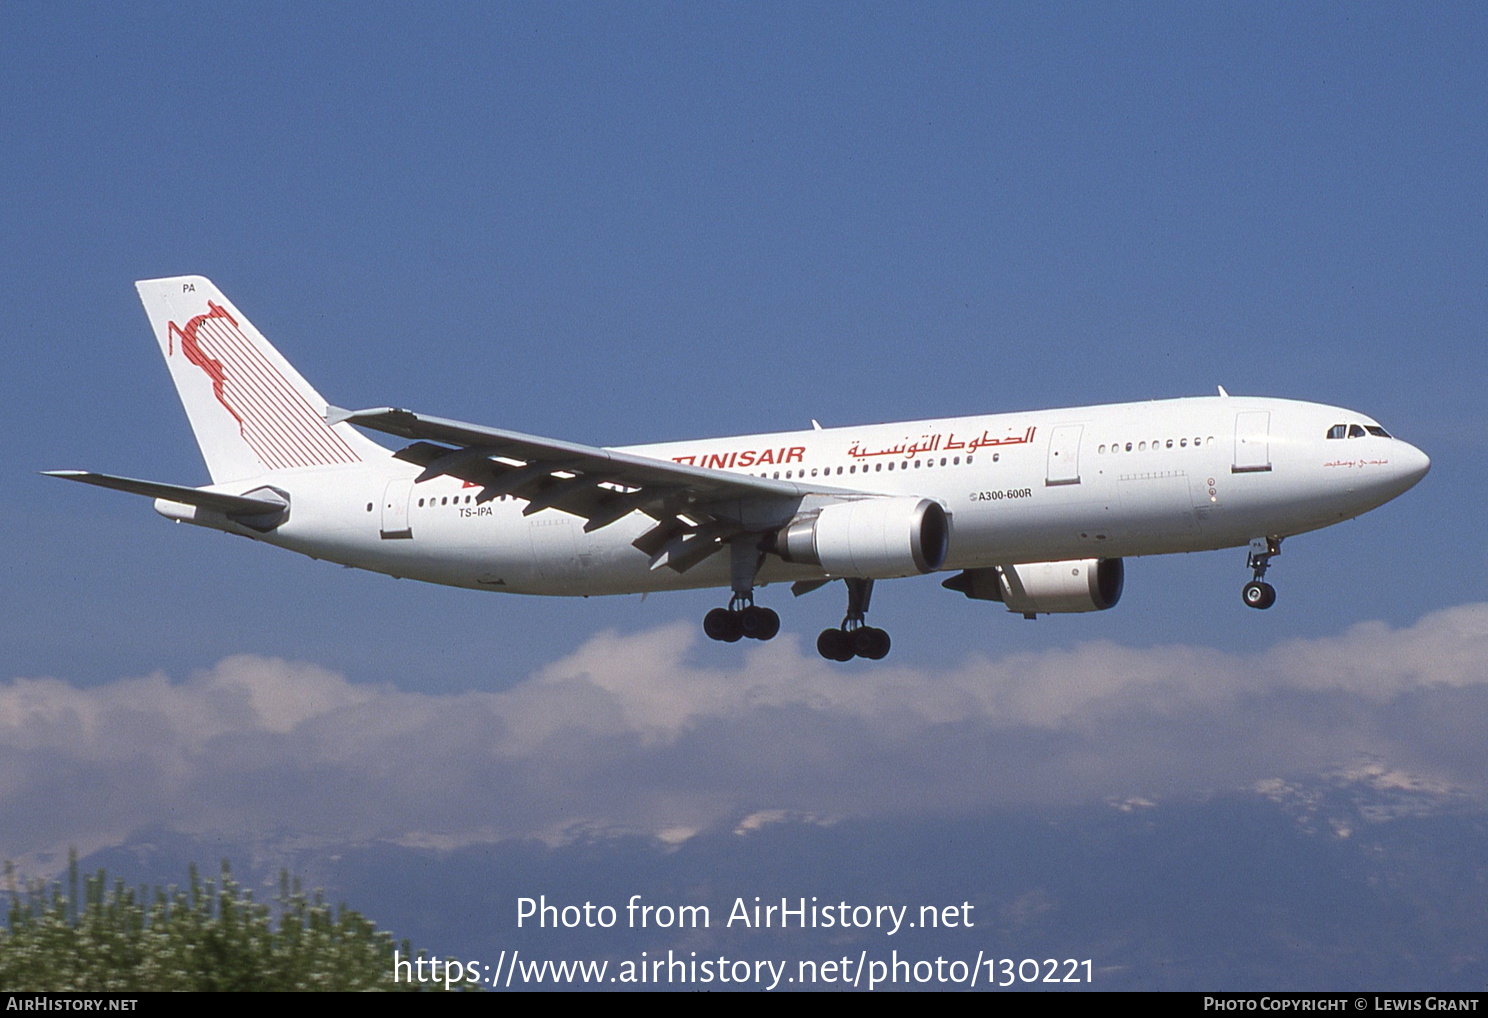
[136,276,387,483]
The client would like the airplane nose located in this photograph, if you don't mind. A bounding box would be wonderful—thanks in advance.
[1386,440,1434,500]
[1345,438,1430,511]
[1393,441,1431,494]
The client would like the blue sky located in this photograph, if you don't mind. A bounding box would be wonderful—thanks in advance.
[3,2,1487,984]
[6,3,1481,688]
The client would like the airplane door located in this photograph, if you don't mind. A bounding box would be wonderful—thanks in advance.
[379,478,414,539]
[529,515,582,590]
[1046,425,1083,486]
[1232,412,1272,474]
[1118,471,1199,538]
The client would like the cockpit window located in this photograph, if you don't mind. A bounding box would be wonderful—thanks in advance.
[1329,423,1392,439]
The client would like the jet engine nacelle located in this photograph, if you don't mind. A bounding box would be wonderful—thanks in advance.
[776,497,949,578]
[942,558,1124,616]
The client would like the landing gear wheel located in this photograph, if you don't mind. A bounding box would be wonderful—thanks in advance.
[1241,538,1281,611]
[704,607,744,642]
[818,578,893,662]
[852,626,891,660]
[1242,581,1276,610]
[739,606,780,641]
[817,628,856,662]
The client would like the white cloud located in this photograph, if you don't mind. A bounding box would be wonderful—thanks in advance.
[5,604,1488,863]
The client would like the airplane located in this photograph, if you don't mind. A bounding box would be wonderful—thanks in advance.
[47,276,1430,662]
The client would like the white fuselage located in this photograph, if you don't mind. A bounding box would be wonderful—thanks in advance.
[161,394,1430,598]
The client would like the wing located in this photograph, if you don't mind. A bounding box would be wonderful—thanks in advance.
[328,406,856,572]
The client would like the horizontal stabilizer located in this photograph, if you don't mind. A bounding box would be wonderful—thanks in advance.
[43,470,286,517]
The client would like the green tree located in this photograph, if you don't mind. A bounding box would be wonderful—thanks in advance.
[0,853,462,991]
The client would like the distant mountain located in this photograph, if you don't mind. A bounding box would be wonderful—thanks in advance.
[65,772,1488,990]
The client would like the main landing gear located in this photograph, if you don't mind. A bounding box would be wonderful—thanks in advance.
[699,542,891,659]
[703,537,781,643]
[817,578,891,661]
[1242,537,1281,610]
[703,601,781,642]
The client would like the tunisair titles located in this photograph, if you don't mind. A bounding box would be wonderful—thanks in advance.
[669,426,1036,469]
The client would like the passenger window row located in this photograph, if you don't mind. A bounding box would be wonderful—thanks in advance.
[418,494,500,507]
[1097,436,1214,455]
[415,450,994,505]
[759,455,982,481]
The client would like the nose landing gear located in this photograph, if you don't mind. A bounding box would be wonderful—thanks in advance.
[817,578,891,661]
[1242,537,1281,610]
